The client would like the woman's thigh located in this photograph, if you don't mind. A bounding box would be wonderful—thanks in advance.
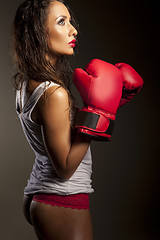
[30,200,93,240]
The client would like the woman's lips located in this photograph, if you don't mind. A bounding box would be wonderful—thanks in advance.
[69,39,76,47]
[69,42,75,47]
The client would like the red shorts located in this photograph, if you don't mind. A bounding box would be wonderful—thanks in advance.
[32,193,89,210]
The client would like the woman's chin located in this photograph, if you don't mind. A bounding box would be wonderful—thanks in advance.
[66,50,74,56]
[65,47,75,55]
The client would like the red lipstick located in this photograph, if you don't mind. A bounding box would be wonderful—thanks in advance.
[69,39,76,47]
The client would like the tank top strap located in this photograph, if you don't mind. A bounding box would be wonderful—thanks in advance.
[16,80,60,115]
[24,81,60,114]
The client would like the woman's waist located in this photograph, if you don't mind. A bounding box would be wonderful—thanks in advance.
[33,152,93,180]
[31,164,93,184]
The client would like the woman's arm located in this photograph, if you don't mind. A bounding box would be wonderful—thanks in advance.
[38,85,92,180]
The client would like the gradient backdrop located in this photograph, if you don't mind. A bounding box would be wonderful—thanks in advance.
[0,0,159,239]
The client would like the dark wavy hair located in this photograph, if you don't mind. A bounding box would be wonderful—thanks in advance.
[10,0,80,127]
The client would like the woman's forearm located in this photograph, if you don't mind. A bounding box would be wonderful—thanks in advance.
[61,134,92,180]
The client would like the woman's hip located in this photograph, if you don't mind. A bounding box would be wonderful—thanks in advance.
[29,194,93,240]
[23,192,91,224]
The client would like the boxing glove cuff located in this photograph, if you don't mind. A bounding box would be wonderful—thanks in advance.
[74,107,115,138]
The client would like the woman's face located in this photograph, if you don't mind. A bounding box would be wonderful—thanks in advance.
[46,1,78,58]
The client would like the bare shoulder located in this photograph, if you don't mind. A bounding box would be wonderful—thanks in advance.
[44,84,68,101]
[36,84,70,124]
[38,85,69,109]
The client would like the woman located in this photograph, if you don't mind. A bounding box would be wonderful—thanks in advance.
[11,0,94,239]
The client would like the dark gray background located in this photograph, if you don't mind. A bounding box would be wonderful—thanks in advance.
[0,0,159,239]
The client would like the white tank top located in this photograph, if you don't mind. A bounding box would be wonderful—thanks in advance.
[16,80,94,195]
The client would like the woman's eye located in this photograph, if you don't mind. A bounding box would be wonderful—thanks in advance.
[58,18,65,25]
[58,18,73,26]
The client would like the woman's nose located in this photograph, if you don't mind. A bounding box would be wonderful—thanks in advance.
[69,24,78,37]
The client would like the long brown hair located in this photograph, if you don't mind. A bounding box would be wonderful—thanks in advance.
[10,0,80,127]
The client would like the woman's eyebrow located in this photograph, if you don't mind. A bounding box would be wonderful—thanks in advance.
[55,15,71,20]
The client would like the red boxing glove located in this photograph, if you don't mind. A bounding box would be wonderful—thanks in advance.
[115,63,144,108]
[73,59,123,141]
